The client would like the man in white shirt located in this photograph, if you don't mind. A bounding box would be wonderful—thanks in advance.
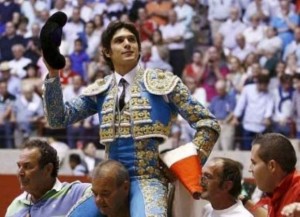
[231,33,254,62]
[201,157,253,217]
[257,26,282,55]
[283,27,300,65]
[207,0,240,39]
[232,74,274,150]
[219,7,246,51]
[160,9,186,77]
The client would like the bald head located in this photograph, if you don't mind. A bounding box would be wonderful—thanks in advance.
[93,160,129,187]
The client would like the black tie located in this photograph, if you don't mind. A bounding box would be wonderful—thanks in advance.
[118,78,127,110]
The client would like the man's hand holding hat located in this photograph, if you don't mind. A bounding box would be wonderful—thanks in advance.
[40,11,67,77]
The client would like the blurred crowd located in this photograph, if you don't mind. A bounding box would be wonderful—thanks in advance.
[0,0,299,150]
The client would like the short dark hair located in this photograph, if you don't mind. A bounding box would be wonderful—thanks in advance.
[23,139,59,178]
[257,74,270,84]
[252,133,296,173]
[101,21,141,71]
[294,73,300,80]
[69,153,81,165]
[279,74,293,83]
[93,159,129,187]
[214,157,242,198]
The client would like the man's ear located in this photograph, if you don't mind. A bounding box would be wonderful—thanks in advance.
[222,180,233,193]
[44,163,54,177]
[103,48,111,58]
[268,160,276,173]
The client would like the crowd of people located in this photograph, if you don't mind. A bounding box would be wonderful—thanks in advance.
[1,0,300,216]
[0,0,298,150]
[0,0,299,150]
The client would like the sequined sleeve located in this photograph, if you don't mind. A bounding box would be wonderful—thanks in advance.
[43,77,98,128]
[168,79,220,163]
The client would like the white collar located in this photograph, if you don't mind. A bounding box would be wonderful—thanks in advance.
[20,179,62,205]
[114,65,138,86]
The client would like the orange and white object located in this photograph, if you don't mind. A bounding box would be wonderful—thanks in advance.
[160,143,203,199]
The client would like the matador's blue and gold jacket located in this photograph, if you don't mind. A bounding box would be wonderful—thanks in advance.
[43,67,220,173]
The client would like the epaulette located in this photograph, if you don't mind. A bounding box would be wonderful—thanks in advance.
[144,68,180,95]
[82,75,113,96]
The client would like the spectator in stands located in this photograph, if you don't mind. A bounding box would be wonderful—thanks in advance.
[270,0,299,50]
[22,62,43,96]
[8,44,32,79]
[243,14,265,48]
[47,136,70,167]
[257,27,282,56]
[182,50,204,86]
[0,61,21,97]
[135,7,156,42]
[261,48,280,79]
[243,0,270,25]
[0,0,21,33]
[202,46,229,102]
[93,14,106,37]
[213,33,227,59]
[269,61,286,90]
[50,0,72,17]
[81,141,102,175]
[63,7,85,54]
[16,16,30,37]
[226,56,247,96]
[63,75,85,149]
[0,21,26,62]
[69,38,90,82]
[283,27,300,66]
[232,74,274,150]
[292,73,300,139]
[67,159,130,217]
[201,157,253,217]
[160,9,186,77]
[244,62,261,85]
[146,29,172,71]
[60,56,78,88]
[87,48,110,84]
[36,9,50,27]
[244,52,259,76]
[69,153,87,176]
[145,0,173,26]
[174,0,196,62]
[24,23,42,64]
[219,7,246,52]
[207,0,239,40]
[5,139,90,217]
[282,202,300,217]
[0,79,15,149]
[209,80,236,150]
[76,0,93,23]
[20,0,48,29]
[13,84,44,148]
[105,0,127,21]
[245,133,300,217]
[285,54,298,75]
[78,21,101,60]
[231,33,254,62]
[272,74,294,137]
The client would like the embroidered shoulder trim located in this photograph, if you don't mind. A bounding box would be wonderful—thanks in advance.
[82,75,113,96]
[144,68,179,95]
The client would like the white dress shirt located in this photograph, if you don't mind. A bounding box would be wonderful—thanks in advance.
[114,65,138,104]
